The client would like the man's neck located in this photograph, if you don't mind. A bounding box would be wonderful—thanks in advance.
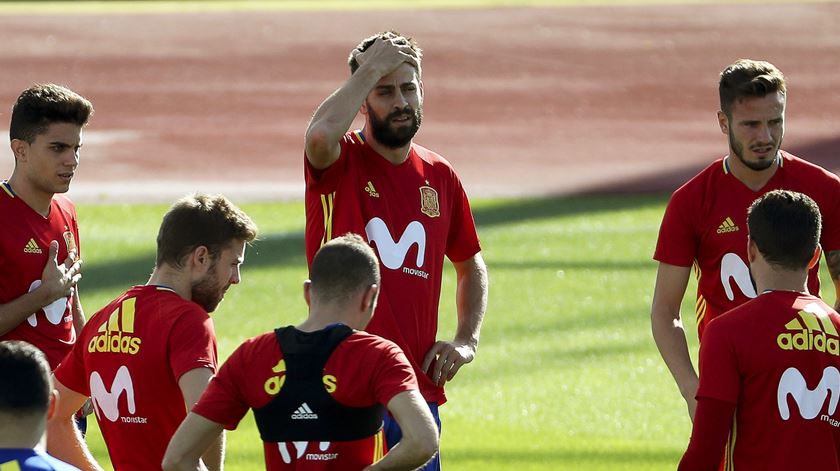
[755,271,809,295]
[727,153,780,192]
[147,266,191,301]
[0,417,42,449]
[362,128,411,165]
[6,175,52,217]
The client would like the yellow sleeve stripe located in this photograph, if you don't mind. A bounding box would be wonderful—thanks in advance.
[320,192,335,248]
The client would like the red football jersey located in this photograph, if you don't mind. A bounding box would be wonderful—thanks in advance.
[654,152,840,339]
[304,131,481,403]
[192,328,418,470]
[54,285,217,471]
[696,291,840,470]
[0,181,81,369]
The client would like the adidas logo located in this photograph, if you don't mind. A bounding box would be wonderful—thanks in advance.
[716,217,739,234]
[291,402,318,420]
[23,238,43,254]
[777,303,840,356]
[364,181,379,198]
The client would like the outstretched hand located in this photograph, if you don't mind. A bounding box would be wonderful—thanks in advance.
[352,35,420,77]
[39,240,82,303]
[421,340,476,387]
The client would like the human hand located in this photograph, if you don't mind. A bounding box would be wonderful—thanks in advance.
[680,376,699,423]
[421,340,476,387]
[352,35,420,77]
[38,241,82,303]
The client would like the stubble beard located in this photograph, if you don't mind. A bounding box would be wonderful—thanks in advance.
[367,103,423,149]
[729,127,780,172]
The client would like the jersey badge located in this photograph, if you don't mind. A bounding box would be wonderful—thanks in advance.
[23,238,43,254]
[365,181,380,198]
[419,183,440,218]
[716,217,739,234]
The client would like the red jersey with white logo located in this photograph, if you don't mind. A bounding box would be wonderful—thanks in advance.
[0,181,80,369]
[304,131,481,403]
[654,152,840,339]
[192,327,417,470]
[695,291,840,470]
[54,285,217,471]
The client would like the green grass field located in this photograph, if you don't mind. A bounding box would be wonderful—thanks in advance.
[73,194,717,470]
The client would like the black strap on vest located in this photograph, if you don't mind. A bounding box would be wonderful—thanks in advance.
[253,325,385,442]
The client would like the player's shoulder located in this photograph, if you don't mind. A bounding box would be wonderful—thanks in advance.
[411,142,454,168]
[671,157,726,198]
[51,192,76,211]
[781,151,840,182]
[343,330,405,355]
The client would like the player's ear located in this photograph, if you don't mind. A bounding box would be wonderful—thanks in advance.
[303,280,312,307]
[808,244,822,270]
[747,237,758,264]
[47,388,58,420]
[361,284,378,312]
[190,246,212,274]
[10,139,27,162]
[717,110,729,135]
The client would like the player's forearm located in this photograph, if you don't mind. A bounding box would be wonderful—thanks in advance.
[0,289,55,335]
[651,306,698,397]
[46,416,104,471]
[199,430,225,471]
[453,255,488,348]
[366,438,437,471]
[72,291,86,332]
[305,65,383,164]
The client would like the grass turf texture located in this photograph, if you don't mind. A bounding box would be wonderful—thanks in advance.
[73,194,837,470]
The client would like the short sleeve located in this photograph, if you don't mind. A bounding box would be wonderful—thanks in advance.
[54,340,90,396]
[168,309,217,381]
[445,172,481,263]
[654,188,699,267]
[191,344,251,430]
[304,136,352,193]
[817,173,840,252]
[696,318,740,404]
[369,340,419,406]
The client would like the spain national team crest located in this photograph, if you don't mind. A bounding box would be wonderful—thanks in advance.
[419,185,440,218]
[63,230,77,254]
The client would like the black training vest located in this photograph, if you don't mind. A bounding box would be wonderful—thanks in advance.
[253,325,385,442]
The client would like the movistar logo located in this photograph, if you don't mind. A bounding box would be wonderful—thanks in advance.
[90,365,137,423]
[778,366,840,421]
[365,218,428,279]
[777,303,840,356]
[89,298,142,355]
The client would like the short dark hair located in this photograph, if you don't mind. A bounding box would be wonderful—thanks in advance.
[156,193,258,268]
[310,233,380,303]
[0,341,51,417]
[719,59,786,118]
[748,190,821,271]
[9,83,93,143]
[348,30,422,75]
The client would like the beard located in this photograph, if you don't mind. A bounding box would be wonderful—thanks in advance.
[191,265,226,313]
[367,103,422,149]
[729,127,780,171]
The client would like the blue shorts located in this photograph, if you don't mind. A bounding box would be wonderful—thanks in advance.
[383,402,441,470]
